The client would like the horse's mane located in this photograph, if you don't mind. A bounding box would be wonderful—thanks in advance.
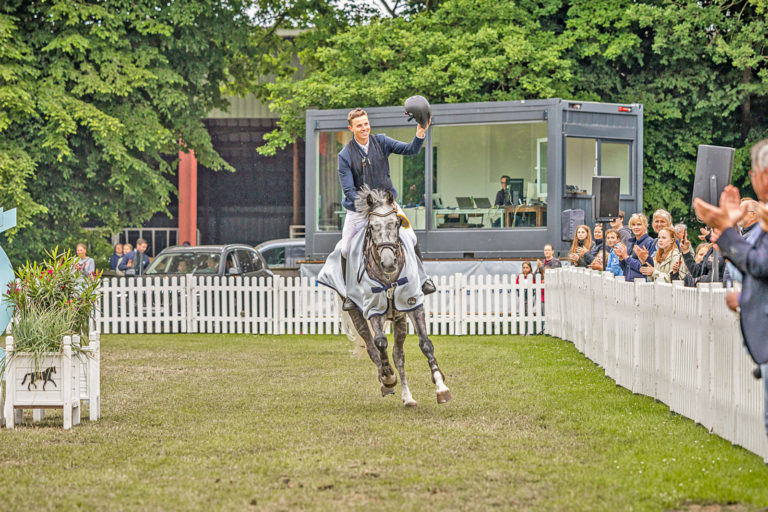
[354,185,390,215]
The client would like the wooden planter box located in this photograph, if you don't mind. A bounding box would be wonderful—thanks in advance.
[3,334,82,429]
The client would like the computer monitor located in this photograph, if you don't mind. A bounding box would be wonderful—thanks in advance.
[508,178,525,203]
[526,182,537,201]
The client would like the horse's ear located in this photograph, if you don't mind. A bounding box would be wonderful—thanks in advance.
[386,190,394,204]
[366,194,374,208]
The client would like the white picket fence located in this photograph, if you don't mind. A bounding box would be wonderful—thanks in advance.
[545,266,768,460]
[96,274,545,336]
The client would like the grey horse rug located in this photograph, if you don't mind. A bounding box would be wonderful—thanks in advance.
[318,227,427,319]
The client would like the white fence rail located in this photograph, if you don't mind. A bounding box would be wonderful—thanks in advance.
[545,267,768,460]
[96,274,545,336]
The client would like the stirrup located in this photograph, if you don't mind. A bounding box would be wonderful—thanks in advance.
[342,296,357,311]
[422,279,436,295]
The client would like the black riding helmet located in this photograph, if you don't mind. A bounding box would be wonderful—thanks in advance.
[404,95,432,127]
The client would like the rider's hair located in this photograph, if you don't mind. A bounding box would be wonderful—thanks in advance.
[347,108,368,125]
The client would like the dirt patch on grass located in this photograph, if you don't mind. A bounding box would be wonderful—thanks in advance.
[669,502,756,511]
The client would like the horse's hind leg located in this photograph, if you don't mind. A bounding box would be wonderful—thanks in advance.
[392,317,417,408]
[408,307,451,404]
[348,308,393,396]
[369,316,397,392]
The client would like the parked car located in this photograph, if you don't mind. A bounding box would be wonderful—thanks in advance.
[145,245,273,278]
[254,238,306,269]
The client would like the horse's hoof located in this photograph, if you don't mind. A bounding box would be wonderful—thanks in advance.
[381,385,395,397]
[404,400,418,408]
[436,390,452,404]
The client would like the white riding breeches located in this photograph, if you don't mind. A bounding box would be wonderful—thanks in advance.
[340,202,417,258]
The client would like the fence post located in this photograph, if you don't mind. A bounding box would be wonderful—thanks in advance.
[185,275,195,334]
[273,276,283,335]
[454,273,464,335]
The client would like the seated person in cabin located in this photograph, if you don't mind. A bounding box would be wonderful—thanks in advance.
[494,175,514,207]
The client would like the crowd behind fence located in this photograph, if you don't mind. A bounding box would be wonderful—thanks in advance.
[544,266,768,461]
[96,274,545,336]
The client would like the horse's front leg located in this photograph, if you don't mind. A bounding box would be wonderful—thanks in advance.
[392,316,417,408]
[408,306,451,404]
[369,315,397,393]
[347,308,383,374]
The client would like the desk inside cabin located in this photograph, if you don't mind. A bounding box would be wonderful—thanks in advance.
[433,208,504,228]
[505,205,547,227]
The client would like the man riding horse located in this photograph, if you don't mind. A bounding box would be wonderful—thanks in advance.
[338,105,436,311]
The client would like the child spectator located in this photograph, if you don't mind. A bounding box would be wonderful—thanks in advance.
[615,213,655,282]
[115,243,132,277]
[568,225,593,267]
[589,228,623,277]
[640,227,688,283]
[516,261,534,315]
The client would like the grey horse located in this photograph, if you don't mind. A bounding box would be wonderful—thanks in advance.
[344,186,451,407]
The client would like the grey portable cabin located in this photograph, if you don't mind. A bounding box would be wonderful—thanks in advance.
[305,99,643,259]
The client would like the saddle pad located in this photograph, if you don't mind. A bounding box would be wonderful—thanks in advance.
[317,227,425,319]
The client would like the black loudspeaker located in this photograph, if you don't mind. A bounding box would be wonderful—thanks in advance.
[692,144,734,208]
[561,209,585,241]
[592,176,621,221]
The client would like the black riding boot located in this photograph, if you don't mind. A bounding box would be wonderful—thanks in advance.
[341,256,356,311]
[414,243,436,295]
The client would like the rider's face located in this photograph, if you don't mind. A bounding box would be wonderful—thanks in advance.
[349,115,370,144]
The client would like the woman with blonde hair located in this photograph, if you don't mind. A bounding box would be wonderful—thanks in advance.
[640,227,687,282]
[614,212,656,281]
[568,224,593,267]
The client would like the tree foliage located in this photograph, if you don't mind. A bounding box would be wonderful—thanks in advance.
[0,0,258,263]
[260,0,768,222]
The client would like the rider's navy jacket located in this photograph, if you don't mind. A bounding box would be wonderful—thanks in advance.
[338,134,424,212]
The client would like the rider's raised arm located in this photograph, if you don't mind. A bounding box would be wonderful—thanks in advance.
[338,150,358,206]
[381,133,425,157]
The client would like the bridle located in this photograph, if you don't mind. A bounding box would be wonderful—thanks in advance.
[363,206,402,279]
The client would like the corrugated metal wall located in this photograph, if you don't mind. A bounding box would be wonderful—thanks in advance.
[146,118,304,246]
[198,118,304,245]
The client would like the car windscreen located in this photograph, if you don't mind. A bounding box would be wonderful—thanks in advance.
[146,252,220,275]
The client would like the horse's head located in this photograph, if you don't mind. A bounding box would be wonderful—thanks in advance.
[356,186,401,274]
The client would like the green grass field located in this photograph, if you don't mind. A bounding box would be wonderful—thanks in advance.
[1,333,767,511]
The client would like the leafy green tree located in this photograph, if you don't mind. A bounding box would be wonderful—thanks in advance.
[259,0,574,155]
[0,0,258,264]
[259,0,768,224]
[565,0,768,221]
